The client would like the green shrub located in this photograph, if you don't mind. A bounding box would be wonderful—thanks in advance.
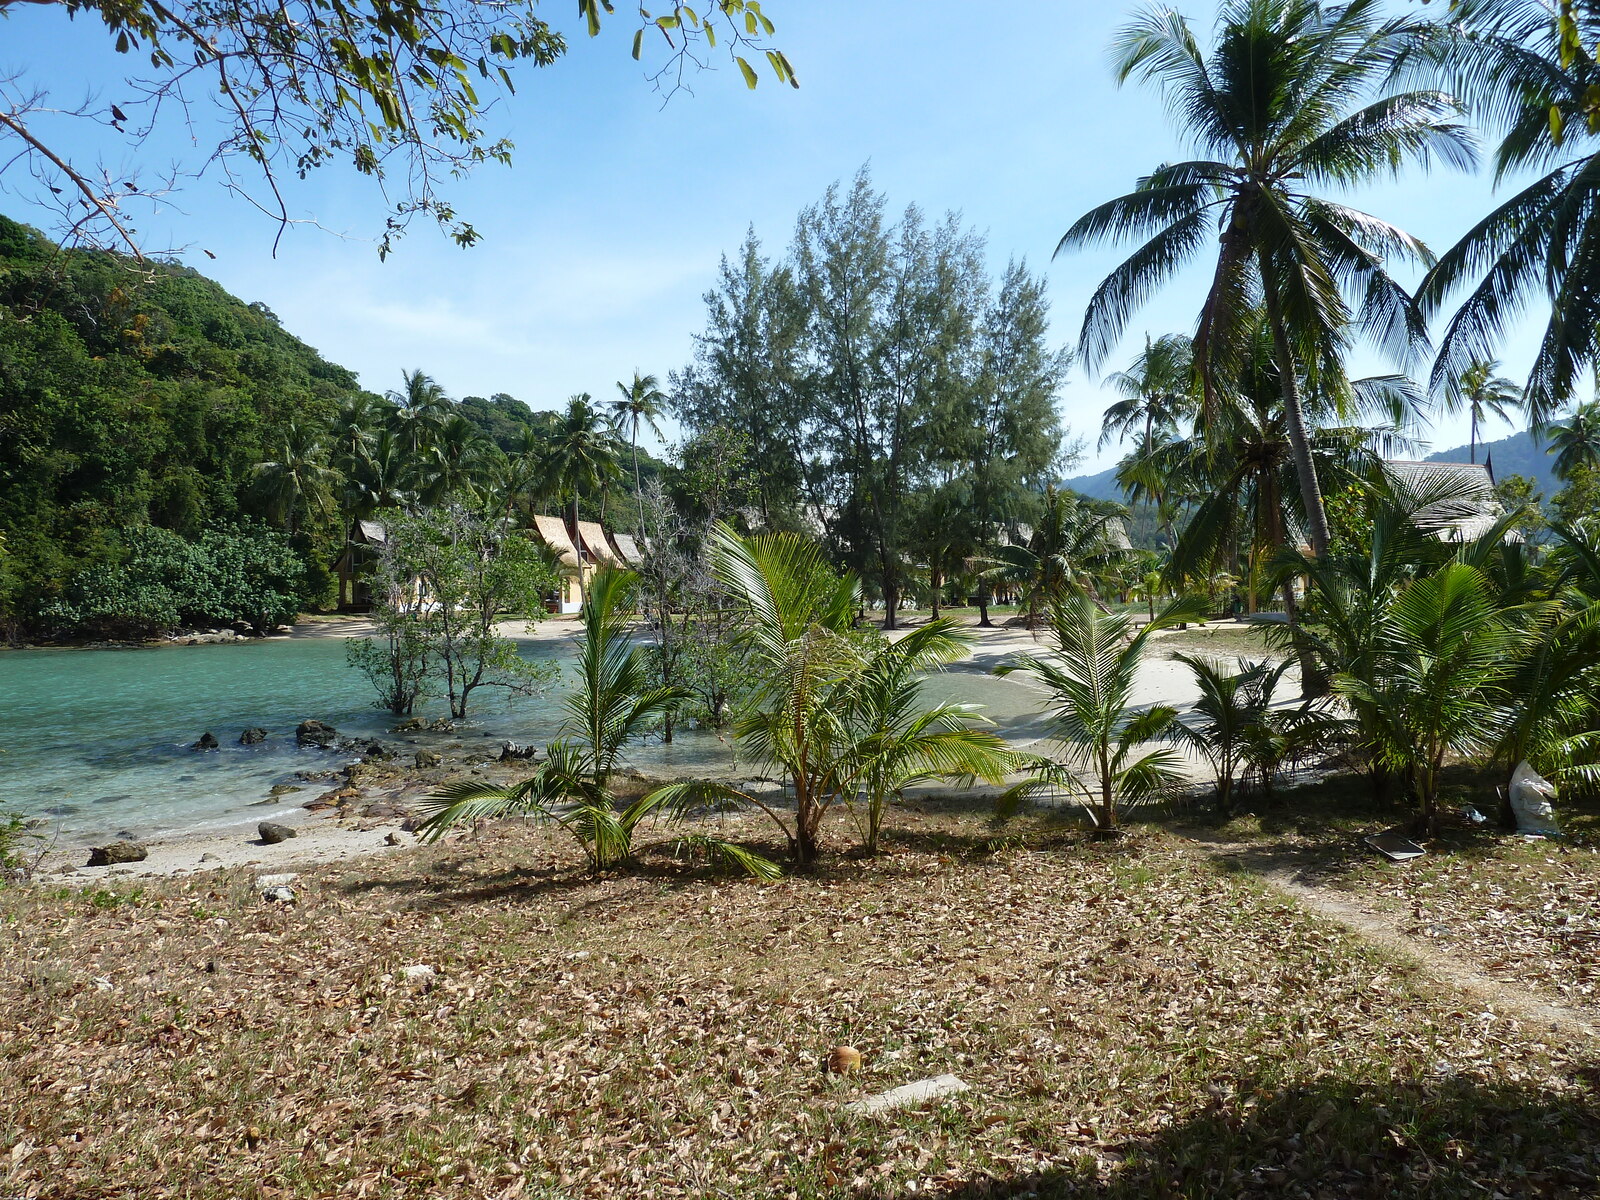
[39,522,306,638]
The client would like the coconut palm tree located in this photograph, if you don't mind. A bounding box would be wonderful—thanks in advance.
[984,487,1132,626]
[996,591,1207,832]
[539,394,622,606]
[1548,401,1600,482]
[1100,333,1197,464]
[1058,0,1473,557]
[1166,655,1291,816]
[386,369,452,463]
[1449,359,1524,464]
[835,631,1020,856]
[611,371,667,535]
[418,413,494,506]
[253,420,338,536]
[643,525,1019,866]
[1409,1,1600,425]
[1335,562,1531,833]
[415,566,777,877]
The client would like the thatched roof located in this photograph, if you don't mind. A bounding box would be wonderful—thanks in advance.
[574,520,621,565]
[611,533,642,565]
[1384,461,1519,543]
[531,514,581,568]
[354,519,388,545]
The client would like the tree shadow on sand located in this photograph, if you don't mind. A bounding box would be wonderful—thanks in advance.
[908,1071,1600,1198]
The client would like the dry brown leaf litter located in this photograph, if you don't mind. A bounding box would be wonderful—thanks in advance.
[2,809,1597,1199]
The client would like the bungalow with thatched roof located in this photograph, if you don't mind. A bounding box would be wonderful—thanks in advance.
[573,520,622,568]
[529,514,586,613]
[611,532,643,565]
[1384,460,1520,543]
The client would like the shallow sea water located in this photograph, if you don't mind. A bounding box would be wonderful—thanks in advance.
[0,636,1046,842]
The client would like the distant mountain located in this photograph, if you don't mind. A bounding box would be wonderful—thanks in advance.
[1061,463,1125,502]
[1424,430,1559,500]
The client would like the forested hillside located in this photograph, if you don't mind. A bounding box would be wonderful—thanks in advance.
[0,215,361,633]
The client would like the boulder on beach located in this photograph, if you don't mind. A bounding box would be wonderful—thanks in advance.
[414,750,442,769]
[86,841,148,867]
[239,727,268,745]
[295,720,338,749]
[257,822,297,844]
[392,718,425,733]
[192,732,219,751]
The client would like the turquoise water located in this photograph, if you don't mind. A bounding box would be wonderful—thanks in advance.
[0,636,1047,843]
[0,636,579,842]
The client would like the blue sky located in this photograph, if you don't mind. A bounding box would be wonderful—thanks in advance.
[1,1,1557,471]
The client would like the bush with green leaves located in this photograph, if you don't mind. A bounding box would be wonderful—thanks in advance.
[39,522,306,638]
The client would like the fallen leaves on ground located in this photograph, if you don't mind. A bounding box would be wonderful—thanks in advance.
[1,807,1596,1198]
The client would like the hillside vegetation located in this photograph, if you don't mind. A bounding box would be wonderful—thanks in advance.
[0,215,359,632]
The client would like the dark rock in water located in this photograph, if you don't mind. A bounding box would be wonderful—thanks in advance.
[93,794,132,806]
[44,804,82,816]
[192,732,220,751]
[176,774,197,783]
[269,784,304,796]
[87,841,147,867]
[414,750,442,769]
[239,727,269,745]
[295,720,338,749]
[361,740,391,760]
[230,620,254,635]
[257,822,297,844]
[392,718,425,733]
[499,740,538,762]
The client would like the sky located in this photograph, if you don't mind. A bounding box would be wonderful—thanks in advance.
[0,1,1562,472]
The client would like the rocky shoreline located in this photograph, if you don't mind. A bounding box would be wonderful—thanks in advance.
[37,709,704,882]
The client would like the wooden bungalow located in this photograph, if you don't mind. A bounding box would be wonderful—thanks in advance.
[530,513,587,613]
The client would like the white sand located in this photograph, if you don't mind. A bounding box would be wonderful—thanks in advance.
[39,813,418,882]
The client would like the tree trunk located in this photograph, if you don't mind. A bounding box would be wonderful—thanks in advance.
[930,569,942,620]
[1260,264,1332,558]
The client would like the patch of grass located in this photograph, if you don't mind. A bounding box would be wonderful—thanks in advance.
[1145,621,1279,660]
[0,809,1596,1198]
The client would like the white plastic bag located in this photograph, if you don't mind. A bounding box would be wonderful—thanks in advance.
[1509,760,1561,836]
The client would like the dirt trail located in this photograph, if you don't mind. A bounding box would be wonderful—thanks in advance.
[1200,842,1600,1047]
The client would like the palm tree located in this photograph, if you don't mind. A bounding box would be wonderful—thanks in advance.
[1335,562,1530,833]
[1548,401,1600,482]
[985,487,1132,626]
[253,420,337,536]
[386,369,452,463]
[1166,655,1291,816]
[1449,359,1524,464]
[419,413,494,506]
[646,526,1019,865]
[1410,1,1600,425]
[539,394,622,606]
[1058,0,1472,557]
[836,631,1019,856]
[415,567,777,877]
[996,591,1207,832]
[610,371,667,536]
[1100,333,1197,465]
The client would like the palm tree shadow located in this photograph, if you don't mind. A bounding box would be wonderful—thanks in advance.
[901,1073,1600,1197]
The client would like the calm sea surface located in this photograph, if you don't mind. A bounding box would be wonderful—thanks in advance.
[0,635,1045,843]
